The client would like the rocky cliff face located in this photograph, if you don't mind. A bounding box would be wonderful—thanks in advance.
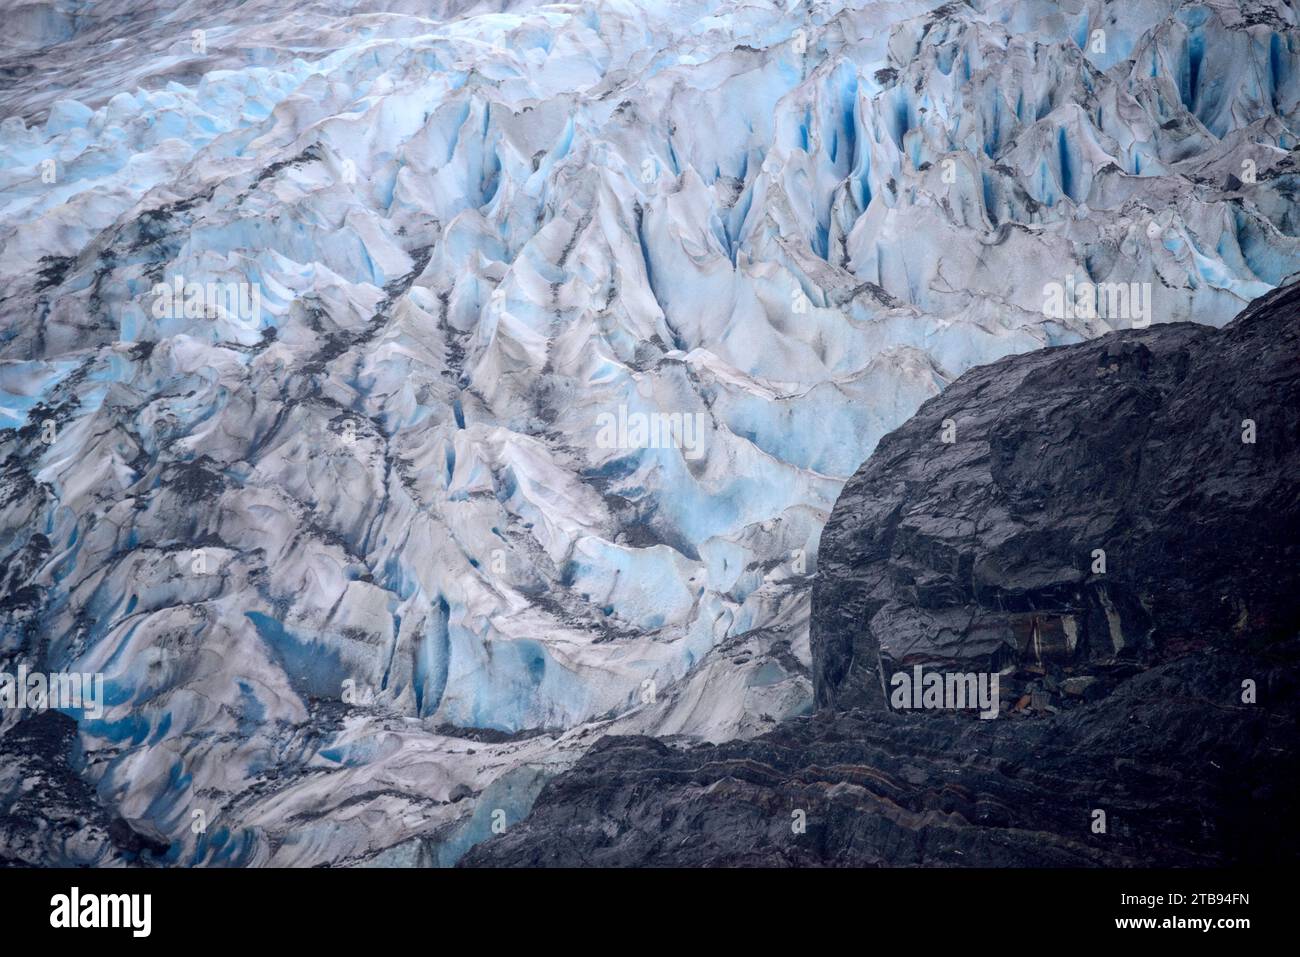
[460,646,1299,866]
[462,283,1300,867]
[812,280,1300,714]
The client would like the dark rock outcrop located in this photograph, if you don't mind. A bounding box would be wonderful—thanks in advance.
[461,283,1300,867]
[0,711,170,867]
[461,645,1298,866]
[814,281,1300,713]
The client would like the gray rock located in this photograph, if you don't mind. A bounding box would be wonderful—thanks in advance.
[1062,675,1099,698]
[812,282,1300,713]
[461,643,1300,867]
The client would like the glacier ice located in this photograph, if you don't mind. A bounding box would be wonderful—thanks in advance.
[0,0,1297,865]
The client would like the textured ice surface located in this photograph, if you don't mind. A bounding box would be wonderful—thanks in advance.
[1,0,1297,864]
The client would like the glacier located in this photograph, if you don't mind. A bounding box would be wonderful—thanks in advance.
[0,0,1297,865]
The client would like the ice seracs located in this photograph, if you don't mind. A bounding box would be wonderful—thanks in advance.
[0,0,1297,865]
